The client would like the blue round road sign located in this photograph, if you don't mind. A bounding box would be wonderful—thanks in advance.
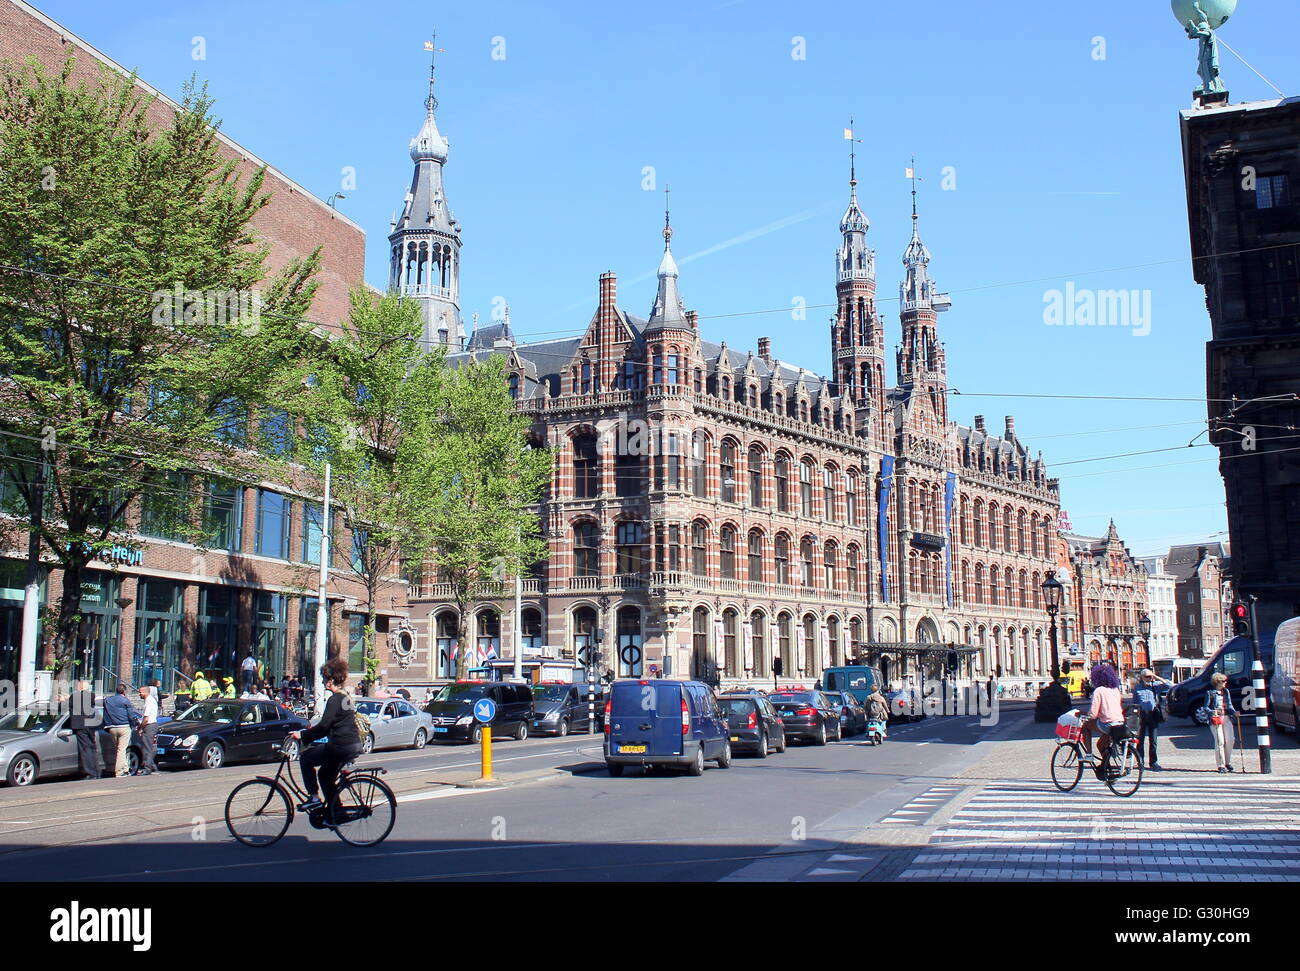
[473,698,497,724]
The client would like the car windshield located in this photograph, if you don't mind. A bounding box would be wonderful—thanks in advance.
[428,683,487,705]
[824,692,843,704]
[177,702,243,724]
[532,685,570,702]
[0,708,61,733]
[719,698,755,716]
[354,700,385,715]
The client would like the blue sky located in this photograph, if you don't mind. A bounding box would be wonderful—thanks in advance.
[35,0,1297,558]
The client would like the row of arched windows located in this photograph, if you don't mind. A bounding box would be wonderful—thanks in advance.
[959,497,1053,556]
[691,604,866,679]
[959,563,1046,611]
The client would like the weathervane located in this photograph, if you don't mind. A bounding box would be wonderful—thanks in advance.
[1172,0,1236,101]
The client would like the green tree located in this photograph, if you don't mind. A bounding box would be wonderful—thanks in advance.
[0,57,320,669]
[300,288,444,684]
[417,355,551,679]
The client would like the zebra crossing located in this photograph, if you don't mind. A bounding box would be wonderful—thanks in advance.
[899,776,1300,881]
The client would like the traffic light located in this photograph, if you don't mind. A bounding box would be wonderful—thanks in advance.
[772,657,784,677]
[1231,601,1251,637]
[946,648,959,674]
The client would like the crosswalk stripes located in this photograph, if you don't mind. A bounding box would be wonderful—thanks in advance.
[878,784,964,826]
[898,776,1300,881]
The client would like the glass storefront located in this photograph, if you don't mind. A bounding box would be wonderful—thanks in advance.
[134,579,184,691]
[197,586,241,683]
[253,592,287,684]
[78,572,122,692]
[298,597,323,679]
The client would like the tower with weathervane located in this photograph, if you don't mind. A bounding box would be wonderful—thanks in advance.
[388,37,464,349]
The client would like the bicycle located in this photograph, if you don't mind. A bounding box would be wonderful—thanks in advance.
[1050,722,1143,797]
[224,742,397,847]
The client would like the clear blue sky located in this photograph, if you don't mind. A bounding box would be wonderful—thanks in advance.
[35,0,1298,558]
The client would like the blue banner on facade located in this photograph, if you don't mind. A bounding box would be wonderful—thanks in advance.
[944,472,957,606]
[878,455,895,602]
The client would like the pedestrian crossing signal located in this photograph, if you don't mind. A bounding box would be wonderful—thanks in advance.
[1232,602,1251,637]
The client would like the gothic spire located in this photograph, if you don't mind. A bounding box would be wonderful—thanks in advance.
[647,186,687,331]
[900,161,949,313]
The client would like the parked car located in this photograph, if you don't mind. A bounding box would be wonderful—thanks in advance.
[886,686,923,723]
[604,679,731,776]
[353,698,434,752]
[769,689,841,745]
[823,690,866,736]
[424,681,535,743]
[153,699,308,770]
[0,705,146,787]
[531,682,604,736]
[1167,634,1273,725]
[718,692,786,758]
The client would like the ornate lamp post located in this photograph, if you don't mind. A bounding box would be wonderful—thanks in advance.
[1041,574,1064,680]
[1139,613,1152,669]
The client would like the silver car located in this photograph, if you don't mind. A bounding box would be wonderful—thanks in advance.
[0,705,143,787]
[353,698,434,753]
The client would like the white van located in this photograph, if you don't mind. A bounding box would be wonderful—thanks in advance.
[1271,617,1300,733]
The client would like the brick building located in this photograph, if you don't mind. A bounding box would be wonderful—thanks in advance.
[1137,555,1180,664]
[405,95,1066,689]
[1058,522,1151,675]
[1181,93,1300,639]
[1166,542,1226,659]
[0,0,410,693]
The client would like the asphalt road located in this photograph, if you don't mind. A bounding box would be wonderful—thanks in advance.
[0,707,1030,881]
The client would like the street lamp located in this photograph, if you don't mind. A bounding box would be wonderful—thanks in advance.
[1041,574,1064,681]
[327,192,346,208]
[1138,613,1152,669]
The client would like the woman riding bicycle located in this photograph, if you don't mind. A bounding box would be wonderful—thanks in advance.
[1079,662,1124,762]
[288,658,361,819]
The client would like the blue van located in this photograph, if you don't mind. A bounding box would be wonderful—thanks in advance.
[818,665,885,706]
[1166,633,1274,725]
[604,679,731,777]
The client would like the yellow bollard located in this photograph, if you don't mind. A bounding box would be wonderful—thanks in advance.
[480,725,493,781]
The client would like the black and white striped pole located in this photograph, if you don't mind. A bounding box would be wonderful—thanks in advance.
[1251,658,1272,775]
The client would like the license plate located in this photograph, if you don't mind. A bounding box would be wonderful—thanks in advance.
[156,748,166,754]
[619,744,647,754]
[435,727,449,733]
[729,736,739,742]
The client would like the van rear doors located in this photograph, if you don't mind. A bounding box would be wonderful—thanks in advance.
[608,680,683,757]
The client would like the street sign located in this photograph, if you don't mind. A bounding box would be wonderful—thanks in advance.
[473,698,497,724]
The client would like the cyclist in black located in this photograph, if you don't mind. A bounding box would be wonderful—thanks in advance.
[288,658,361,818]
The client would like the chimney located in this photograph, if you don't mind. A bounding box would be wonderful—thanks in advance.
[974,415,986,434]
[598,271,616,310]
[758,336,772,360]
[686,310,699,331]
[1005,415,1016,439]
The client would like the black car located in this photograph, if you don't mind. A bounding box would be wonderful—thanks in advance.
[769,690,842,745]
[424,681,534,743]
[718,693,786,758]
[531,682,604,736]
[824,691,866,736]
[153,699,308,770]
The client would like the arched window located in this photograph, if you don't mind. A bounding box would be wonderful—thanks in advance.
[435,611,458,679]
[910,551,922,595]
[617,605,643,677]
[573,433,599,499]
[775,533,791,585]
[748,446,764,507]
[973,499,985,547]
[750,610,767,674]
[1017,509,1027,553]
[823,542,837,588]
[960,495,971,545]
[720,440,737,503]
[572,605,598,660]
[520,607,543,651]
[850,617,863,659]
[800,460,814,517]
[1004,507,1014,552]
[777,613,792,672]
[845,472,859,526]
[800,537,816,587]
[722,608,739,676]
[1019,569,1028,609]
[719,525,737,579]
[615,521,645,575]
[803,613,818,675]
[827,615,841,667]
[988,502,1000,551]
[975,563,986,604]
[691,431,708,498]
[691,606,711,681]
[1031,515,1041,557]
[961,561,972,604]
[747,529,764,582]
[574,522,599,577]
[476,609,500,661]
[823,466,837,522]
[691,521,708,576]
[775,454,790,512]
[846,545,859,593]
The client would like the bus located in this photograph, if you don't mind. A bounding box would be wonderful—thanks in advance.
[1152,657,1199,685]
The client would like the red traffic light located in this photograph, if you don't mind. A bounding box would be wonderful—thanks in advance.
[1232,603,1248,620]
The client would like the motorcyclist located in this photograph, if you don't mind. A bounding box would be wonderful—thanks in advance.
[865,685,889,737]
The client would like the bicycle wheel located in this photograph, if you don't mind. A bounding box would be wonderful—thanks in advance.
[330,775,397,847]
[1106,742,1143,797]
[1050,743,1083,792]
[225,779,292,847]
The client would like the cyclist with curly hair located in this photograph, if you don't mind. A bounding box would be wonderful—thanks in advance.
[1079,662,1124,762]
[287,658,360,818]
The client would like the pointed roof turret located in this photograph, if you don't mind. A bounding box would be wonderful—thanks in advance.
[647,187,688,332]
[900,160,950,313]
[836,121,874,285]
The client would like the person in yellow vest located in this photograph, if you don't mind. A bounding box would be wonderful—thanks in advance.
[221,676,237,698]
[191,671,213,701]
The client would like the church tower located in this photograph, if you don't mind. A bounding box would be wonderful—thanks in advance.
[830,125,887,446]
[388,38,464,349]
[896,169,952,431]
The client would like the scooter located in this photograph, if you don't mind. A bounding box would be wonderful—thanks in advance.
[865,718,887,746]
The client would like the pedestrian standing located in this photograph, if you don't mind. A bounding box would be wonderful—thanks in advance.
[102,683,140,778]
[1133,668,1169,770]
[137,684,159,775]
[1205,672,1238,773]
[240,651,258,693]
[68,679,101,780]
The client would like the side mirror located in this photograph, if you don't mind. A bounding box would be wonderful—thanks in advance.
[57,729,73,739]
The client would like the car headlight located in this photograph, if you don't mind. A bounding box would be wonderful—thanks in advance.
[181,735,200,747]
[456,715,472,725]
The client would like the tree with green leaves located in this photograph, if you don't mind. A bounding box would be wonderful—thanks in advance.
[0,56,320,671]
[415,355,551,679]
[299,288,445,685]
